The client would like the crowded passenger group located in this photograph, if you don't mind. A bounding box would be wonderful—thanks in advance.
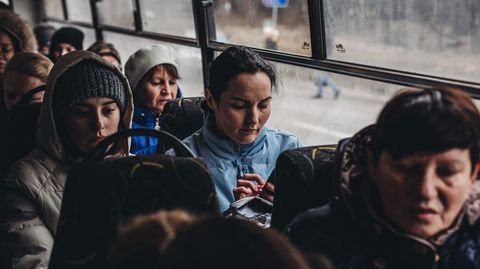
[0,7,479,269]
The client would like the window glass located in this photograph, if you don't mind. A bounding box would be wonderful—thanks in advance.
[212,0,311,56]
[14,0,38,26]
[267,62,401,145]
[103,31,204,97]
[65,0,91,23]
[48,22,96,50]
[139,0,196,38]
[324,0,480,83]
[43,0,64,20]
[96,0,135,29]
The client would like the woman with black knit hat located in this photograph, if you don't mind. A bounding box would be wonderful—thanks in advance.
[48,27,84,62]
[0,50,133,268]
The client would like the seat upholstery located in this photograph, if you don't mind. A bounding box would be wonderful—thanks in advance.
[160,97,205,140]
[49,154,218,269]
[271,143,342,231]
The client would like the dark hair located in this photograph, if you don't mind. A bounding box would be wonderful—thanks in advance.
[142,63,180,83]
[161,217,310,269]
[87,41,122,65]
[370,87,480,167]
[207,46,277,103]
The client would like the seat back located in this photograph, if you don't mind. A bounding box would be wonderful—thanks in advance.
[160,97,205,140]
[0,102,42,174]
[271,144,340,231]
[49,155,218,269]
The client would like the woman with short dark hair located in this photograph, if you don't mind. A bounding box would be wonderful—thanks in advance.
[286,87,480,269]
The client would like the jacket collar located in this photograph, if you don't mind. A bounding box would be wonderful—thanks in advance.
[201,115,267,159]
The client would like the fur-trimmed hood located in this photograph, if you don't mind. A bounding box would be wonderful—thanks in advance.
[0,9,37,52]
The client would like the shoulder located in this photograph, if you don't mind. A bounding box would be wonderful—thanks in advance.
[264,127,302,149]
[3,149,65,197]
[182,128,204,155]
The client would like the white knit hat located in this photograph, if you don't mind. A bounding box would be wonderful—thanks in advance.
[124,44,178,92]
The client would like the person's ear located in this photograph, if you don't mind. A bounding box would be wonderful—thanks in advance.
[205,89,217,111]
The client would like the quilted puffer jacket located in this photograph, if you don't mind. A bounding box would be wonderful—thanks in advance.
[286,126,480,269]
[0,51,133,269]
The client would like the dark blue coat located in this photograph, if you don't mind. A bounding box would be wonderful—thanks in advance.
[130,89,183,155]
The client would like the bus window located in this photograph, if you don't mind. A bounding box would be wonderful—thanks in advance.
[212,0,311,56]
[324,0,480,83]
[42,0,64,20]
[96,0,135,30]
[267,62,401,145]
[65,0,91,24]
[140,0,196,38]
[103,31,204,96]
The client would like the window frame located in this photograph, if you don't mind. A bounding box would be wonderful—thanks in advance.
[37,0,480,97]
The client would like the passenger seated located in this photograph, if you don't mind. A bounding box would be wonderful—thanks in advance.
[286,88,480,269]
[0,50,132,268]
[88,41,122,71]
[108,210,313,269]
[180,46,302,212]
[125,44,183,155]
[3,52,52,111]
[48,27,84,62]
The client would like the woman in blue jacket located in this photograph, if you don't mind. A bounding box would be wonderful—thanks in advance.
[125,44,183,154]
[183,46,302,212]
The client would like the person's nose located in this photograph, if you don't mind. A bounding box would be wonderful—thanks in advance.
[92,112,106,136]
[415,167,439,201]
[245,107,260,126]
[160,82,172,96]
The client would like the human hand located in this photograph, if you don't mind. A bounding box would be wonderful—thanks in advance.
[233,173,265,201]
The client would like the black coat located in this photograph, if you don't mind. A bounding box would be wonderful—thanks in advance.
[286,126,480,269]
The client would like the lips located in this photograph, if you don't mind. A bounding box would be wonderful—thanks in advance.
[239,128,257,134]
[410,207,437,221]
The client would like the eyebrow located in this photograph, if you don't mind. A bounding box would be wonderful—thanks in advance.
[230,96,272,102]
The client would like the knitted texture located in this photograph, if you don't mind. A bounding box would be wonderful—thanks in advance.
[53,60,125,115]
[50,27,84,51]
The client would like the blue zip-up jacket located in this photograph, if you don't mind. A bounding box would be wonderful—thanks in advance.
[130,89,183,155]
[183,121,302,212]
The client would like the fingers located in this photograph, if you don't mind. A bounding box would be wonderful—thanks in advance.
[233,186,253,200]
[236,179,260,193]
[242,173,266,186]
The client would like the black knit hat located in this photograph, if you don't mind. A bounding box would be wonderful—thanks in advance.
[53,60,126,115]
[50,27,84,51]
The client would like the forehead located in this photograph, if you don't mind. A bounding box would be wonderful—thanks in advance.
[151,65,174,78]
[56,43,75,49]
[222,72,272,100]
[0,32,12,44]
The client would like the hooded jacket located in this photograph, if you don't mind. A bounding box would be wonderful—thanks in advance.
[182,116,302,212]
[0,9,37,53]
[0,51,133,269]
[286,126,480,269]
